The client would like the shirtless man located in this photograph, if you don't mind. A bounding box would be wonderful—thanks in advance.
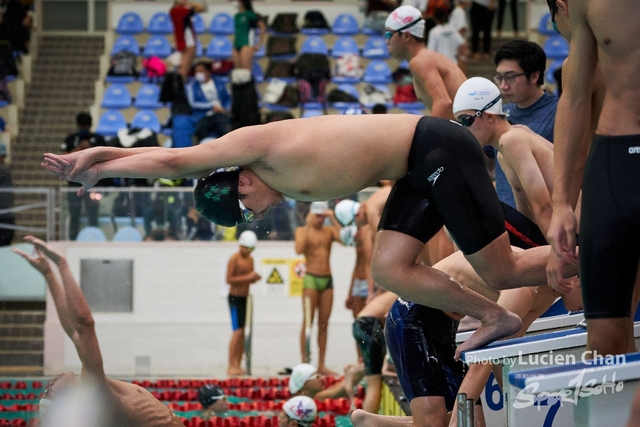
[385,5,467,121]
[43,114,578,355]
[295,201,342,375]
[13,236,184,427]
[545,0,640,357]
[226,230,260,376]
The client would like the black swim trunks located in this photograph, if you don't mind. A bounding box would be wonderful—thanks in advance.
[502,202,547,249]
[379,116,505,255]
[352,316,386,375]
[580,135,640,319]
[228,295,247,330]
[385,298,463,410]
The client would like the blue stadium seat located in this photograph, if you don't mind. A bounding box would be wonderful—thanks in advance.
[362,36,390,59]
[143,36,172,58]
[543,36,569,60]
[363,60,393,84]
[131,110,162,133]
[111,35,141,56]
[209,12,235,35]
[301,109,324,118]
[134,84,163,109]
[254,38,266,58]
[96,110,128,136]
[545,59,564,85]
[396,101,425,110]
[206,36,233,60]
[300,36,328,55]
[402,108,425,115]
[147,12,173,35]
[192,14,206,34]
[116,12,144,35]
[252,62,264,83]
[332,13,359,35]
[537,13,557,36]
[331,36,359,58]
[101,84,132,109]
[330,84,360,109]
[113,226,143,242]
[76,226,107,242]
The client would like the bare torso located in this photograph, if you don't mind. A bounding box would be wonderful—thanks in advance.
[228,253,255,297]
[497,126,555,224]
[300,226,336,276]
[108,379,183,427]
[353,225,373,280]
[250,115,418,200]
[409,49,467,119]
[584,0,640,135]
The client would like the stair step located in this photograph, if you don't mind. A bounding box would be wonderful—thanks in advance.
[0,351,44,366]
[0,338,44,351]
[0,311,45,324]
[0,325,44,337]
[0,365,43,376]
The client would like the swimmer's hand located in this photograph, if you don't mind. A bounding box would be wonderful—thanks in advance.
[546,247,576,294]
[42,151,100,196]
[12,236,60,275]
[546,203,579,293]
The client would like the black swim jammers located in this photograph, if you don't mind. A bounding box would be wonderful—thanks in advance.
[379,116,505,255]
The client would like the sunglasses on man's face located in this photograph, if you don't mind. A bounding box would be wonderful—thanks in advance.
[456,114,477,127]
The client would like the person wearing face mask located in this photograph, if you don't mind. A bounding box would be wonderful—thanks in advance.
[61,112,111,240]
[182,59,232,146]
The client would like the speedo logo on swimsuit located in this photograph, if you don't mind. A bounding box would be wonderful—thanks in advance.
[629,146,640,154]
[427,167,444,186]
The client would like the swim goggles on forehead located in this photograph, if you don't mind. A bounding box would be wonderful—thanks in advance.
[238,200,255,223]
[384,18,423,40]
[456,94,502,127]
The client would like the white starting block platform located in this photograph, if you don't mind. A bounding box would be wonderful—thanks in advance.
[462,322,640,426]
[508,351,640,427]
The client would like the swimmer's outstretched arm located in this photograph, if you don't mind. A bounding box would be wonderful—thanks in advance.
[13,236,105,377]
[43,126,271,194]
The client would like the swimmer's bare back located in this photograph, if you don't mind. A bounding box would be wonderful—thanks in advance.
[107,379,183,427]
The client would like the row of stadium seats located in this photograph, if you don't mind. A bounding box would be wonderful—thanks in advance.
[116,11,367,37]
[111,34,390,60]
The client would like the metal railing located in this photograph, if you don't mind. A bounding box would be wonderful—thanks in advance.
[0,187,56,241]
[244,294,254,376]
[303,294,312,363]
[456,393,475,427]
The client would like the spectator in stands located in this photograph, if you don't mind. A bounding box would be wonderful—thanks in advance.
[491,40,558,208]
[400,0,427,16]
[364,0,398,33]
[184,59,232,145]
[62,113,108,240]
[449,0,470,39]
[469,0,495,59]
[279,396,318,427]
[427,7,466,66]
[169,0,205,82]
[233,0,266,70]
[496,0,517,38]
[0,141,13,246]
[12,236,184,427]
[226,230,260,376]
[0,0,32,53]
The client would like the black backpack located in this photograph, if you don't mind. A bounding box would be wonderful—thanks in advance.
[231,79,261,129]
[266,36,297,57]
[327,88,359,104]
[303,11,329,29]
[0,41,17,78]
[108,51,138,77]
[294,53,330,81]
[270,13,299,34]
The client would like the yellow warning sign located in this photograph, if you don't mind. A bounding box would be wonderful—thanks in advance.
[266,268,284,284]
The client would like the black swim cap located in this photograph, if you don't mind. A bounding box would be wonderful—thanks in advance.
[198,385,226,408]
[194,167,244,227]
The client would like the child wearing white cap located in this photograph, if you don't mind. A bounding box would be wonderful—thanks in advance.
[226,230,261,375]
[278,396,317,427]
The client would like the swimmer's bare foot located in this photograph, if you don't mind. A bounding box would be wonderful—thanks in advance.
[457,315,482,332]
[227,367,246,376]
[455,310,522,361]
[317,366,339,377]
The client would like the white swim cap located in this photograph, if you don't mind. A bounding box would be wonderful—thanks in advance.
[289,363,317,393]
[385,6,425,39]
[334,200,361,226]
[309,201,329,215]
[453,77,506,116]
[339,225,358,246]
[238,230,257,248]
[283,396,318,426]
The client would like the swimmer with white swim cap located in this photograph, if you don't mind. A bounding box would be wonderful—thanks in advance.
[226,229,261,376]
[278,396,318,427]
[13,236,184,426]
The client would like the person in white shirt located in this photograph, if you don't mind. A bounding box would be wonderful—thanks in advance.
[427,7,466,65]
[401,0,428,15]
[448,0,470,38]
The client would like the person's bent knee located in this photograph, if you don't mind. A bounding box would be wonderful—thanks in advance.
[350,409,368,427]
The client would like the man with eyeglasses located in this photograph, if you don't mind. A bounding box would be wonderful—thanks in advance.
[384,5,467,121]
[489,40,559,210]
[545,0,640,361]
[13,236,185,426]
[44,112,585,356]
